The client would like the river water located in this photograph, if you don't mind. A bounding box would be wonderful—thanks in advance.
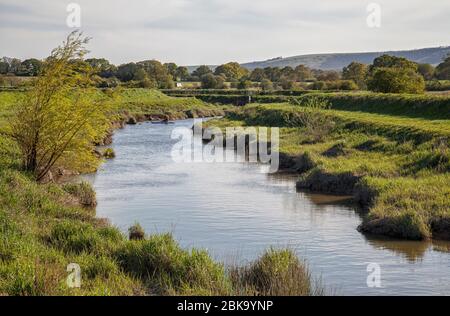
[84,119,450,295]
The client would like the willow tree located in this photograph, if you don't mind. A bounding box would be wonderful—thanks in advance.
[9,31,113,181]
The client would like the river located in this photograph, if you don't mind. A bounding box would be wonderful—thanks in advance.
[83,119,450,295]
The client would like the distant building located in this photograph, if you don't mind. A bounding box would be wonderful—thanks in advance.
[176,82,183,88]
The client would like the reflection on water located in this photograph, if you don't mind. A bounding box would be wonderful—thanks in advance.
[84,119,450,296]
[365,236,435,263]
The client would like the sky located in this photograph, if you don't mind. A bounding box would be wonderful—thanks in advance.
[1,0,449,66]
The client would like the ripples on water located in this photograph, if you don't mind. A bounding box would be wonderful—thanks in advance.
[83,119,450,296]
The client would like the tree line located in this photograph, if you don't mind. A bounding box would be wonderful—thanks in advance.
[1,53,450,93]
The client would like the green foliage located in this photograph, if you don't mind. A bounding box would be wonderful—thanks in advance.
[192,65,213,78]
[17,59,43,76]
[175,66,189,81]
[426,80,450,91]
[238,79,252,90]
[6,32,113,181]
[367,67,425,93]
[214,62,249,81]
[435,56,450,80]
[200,73,225,89]
[342,62,368,89]
[85,58,117,78]
[418,63,435,80]
[260,79,274,91]
[367,55,425,93]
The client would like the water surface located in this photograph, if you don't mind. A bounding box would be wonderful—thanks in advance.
[84,119,450,295]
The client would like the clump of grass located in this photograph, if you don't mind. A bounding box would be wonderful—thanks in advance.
[103,148,115,159]
[48,221,101,254]
[230,249,321,296]
[128,223,145,241]
[295,97,335,143]
[114,233,232,295]
[62,181,97,207]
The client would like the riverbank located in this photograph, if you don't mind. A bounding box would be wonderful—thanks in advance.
[202,101,450,241]
[0,89,321,295]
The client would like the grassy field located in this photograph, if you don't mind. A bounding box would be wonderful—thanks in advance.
[168,91,450,119]
[204,101,450,240]
[0,89,320,295]
[115,88,225,119]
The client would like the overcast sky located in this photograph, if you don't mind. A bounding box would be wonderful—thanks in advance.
[1,0,449,65]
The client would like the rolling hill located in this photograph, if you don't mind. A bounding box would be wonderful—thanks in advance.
[187,46,450,72]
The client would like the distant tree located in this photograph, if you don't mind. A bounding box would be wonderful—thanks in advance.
[138,76,157,89]
[417,63,435,81]
[311,81,327,90]
[117,62,139,82]
[192,65,213,78]
[264,67,282,82]
[133,68,148,81]
[367,68,425,94]
[214,62,248,81]
[342,62,368,89]
[164,62,178,79]
[294,65,313,81]
[260,79,273,91]
[16,59,42,76]
[367,55,425,93]
[7,32,113,181]
[250,68,267,82]
[238,79,252,90]
[200,73,225,89]
[280,66,295,80]
[315,70,340,81]
[0,61,9,74]
[371,54,417,69]
[86,58,117,78]
[161,74,175,89]
[137,60,168,83]
[280,77,295,90]
[435,56,450,80]
[175,66,189,81]
[6,58,22,74]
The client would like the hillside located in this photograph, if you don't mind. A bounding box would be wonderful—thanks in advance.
[187,46,450,72]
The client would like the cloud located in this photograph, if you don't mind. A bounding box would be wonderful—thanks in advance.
[0,0,449,65]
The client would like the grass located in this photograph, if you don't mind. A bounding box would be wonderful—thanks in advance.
[169,91,450,120]
[62,182,97,207]
[0,88,315,296]
[204,101,450,240]
[114,88,225,121]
